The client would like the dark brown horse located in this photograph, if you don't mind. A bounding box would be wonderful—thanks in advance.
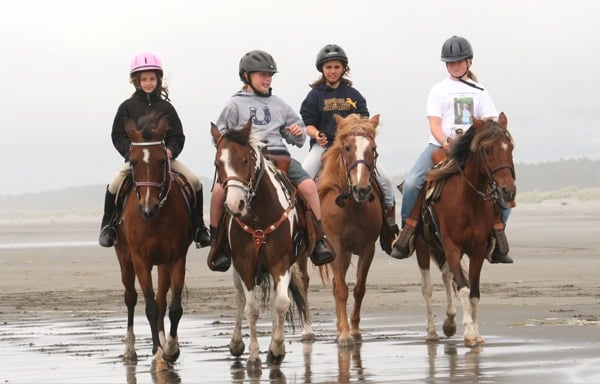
[114,114,192,370]
[210,120,311,370]
[317,113,383,348]
[413,112,516,347]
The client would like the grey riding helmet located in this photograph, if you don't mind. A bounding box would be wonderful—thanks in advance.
[238,50,278,82]
[441,36,473,62]
[315,44,348,71]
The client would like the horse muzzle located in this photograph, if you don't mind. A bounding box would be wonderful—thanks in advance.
[351,185,373,203]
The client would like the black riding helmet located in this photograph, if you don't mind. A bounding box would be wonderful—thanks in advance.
[238,50,278,82]
[441,35,473,62]
[315,44,348,71]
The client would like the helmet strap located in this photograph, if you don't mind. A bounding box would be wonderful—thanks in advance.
[245,72,272,97]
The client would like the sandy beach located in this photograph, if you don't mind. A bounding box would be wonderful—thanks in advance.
[1,199,599,383]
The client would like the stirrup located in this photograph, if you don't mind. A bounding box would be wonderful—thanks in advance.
[310,238,335,266]
[194,227,211,249]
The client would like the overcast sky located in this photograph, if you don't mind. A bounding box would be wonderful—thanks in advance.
[2,0,599,195]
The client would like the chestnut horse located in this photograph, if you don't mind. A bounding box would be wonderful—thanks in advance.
[114,114,192,370]
[210,120,311,370]
[413,112,515,347]
[317,114,383,348]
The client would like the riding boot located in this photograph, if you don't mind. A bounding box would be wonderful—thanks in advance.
[380,205,400,255]
[192,190,211,249]
[311,220,335,266]
[98,186,117,247]
[490,221,513,264]
[390,217,417,259]
[206,224,231,272]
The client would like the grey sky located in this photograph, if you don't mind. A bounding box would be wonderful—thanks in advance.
[2,0,599,195]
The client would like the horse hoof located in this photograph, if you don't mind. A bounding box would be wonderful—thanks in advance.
[443,320,457,337]
[301,332,316,343]
[121,351,138,364]
[267,350,285,365]
[162,349,180,363]
[425,333,440,342]
[351,332,363,344]
[229,341,245,357]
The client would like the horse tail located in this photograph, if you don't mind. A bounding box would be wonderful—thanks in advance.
[288,264,309,327]
[317,264,331,287]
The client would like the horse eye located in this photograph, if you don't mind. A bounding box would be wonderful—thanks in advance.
[344,145,351,152]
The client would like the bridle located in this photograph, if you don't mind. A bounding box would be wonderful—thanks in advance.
[335,131,377,206]
[129,140,173,208]
[456,137,515,206]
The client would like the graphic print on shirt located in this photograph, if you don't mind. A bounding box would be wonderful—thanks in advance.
[249,106,272,125]
[453,97,474,126]
[323,97,357,112]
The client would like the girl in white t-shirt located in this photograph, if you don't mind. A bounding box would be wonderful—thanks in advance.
[391,35,513,264]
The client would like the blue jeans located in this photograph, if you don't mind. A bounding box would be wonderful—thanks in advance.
[401,143,511,226]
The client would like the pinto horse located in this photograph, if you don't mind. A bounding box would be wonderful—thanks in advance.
[210,120,311,370]
[114,114,192,370]
[413,112,516,347]
[317,113,383,348]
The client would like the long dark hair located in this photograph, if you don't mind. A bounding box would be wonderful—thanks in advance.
[129,70,170,100]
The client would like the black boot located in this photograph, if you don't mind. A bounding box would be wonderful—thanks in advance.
[390,218,417,259]
[380,205,400,255]
[207,224,231,272]
[192,190,211,248]
[99,186,117,247]
[311,220,335,266]
[490,225,513,264]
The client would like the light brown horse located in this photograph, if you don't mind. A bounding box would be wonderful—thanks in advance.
[114,114,192,370]
[210,120,311,371]
[413,112,516,347]
[317,113,383,348]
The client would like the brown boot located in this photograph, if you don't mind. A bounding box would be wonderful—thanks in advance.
[380,205,400,255]
[311,220,335,266]
[206,224,231,272]
[390,218,417,259]
[490,222,513,264]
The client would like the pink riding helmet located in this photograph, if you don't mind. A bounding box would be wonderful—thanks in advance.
[130,52,163,75]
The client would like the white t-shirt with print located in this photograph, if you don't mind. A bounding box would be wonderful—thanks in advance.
[425,77,498,146]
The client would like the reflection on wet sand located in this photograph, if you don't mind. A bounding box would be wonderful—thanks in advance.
[426,341,483,381]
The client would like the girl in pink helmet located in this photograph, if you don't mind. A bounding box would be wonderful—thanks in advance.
[98,52,210,248]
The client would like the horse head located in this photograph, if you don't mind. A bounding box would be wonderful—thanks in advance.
[211,118,259,218]
[332,113,380,203]
[124,113,171,219]
[468,112,516,207]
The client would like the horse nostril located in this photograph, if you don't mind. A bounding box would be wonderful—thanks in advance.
[238,200,245,211]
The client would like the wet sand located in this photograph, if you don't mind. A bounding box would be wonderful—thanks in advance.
[1,199,599,383]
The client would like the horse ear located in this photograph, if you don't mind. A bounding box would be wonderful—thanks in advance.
[370,114,380,128]
[472,117,484,131]
[334,114,343,125]
[156,115,169,138]
[241,117,252,138]
[210,122,220,146]
[498,112,508,128]
[124,118,139,139]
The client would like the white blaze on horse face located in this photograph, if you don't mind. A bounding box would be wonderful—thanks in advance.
[142,148,151,164]
[220,148,248,216]
[354,136,371,185]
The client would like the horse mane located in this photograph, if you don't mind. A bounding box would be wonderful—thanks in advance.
[137,112,168,141]
[319,114,377,195]
[427,119,512,182]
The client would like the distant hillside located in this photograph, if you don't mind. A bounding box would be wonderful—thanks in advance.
[1,160,599,215]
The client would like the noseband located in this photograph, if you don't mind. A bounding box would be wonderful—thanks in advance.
[129,140,173,207]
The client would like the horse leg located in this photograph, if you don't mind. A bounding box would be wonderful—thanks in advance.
[163,261,185,363]
[267,272,291,365]
[133,261,162,362]
[467,255,485,346]
[119,256,138,362]
[332,251,353,348]
[229,271,246,357]
[419,263,438,341]
[296,256,315,342]
[152,266,171,371]
[243,283,261,370]
[349,248,375,343]
[440,261,457,338]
